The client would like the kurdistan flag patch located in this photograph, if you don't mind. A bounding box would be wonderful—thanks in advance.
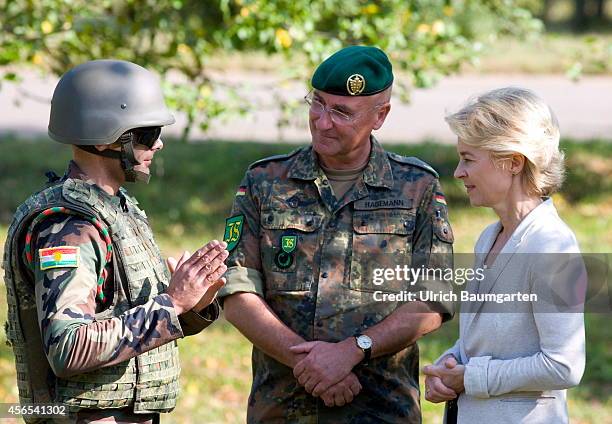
[39,246,80,270]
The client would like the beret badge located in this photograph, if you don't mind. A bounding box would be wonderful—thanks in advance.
[346,74,365,96]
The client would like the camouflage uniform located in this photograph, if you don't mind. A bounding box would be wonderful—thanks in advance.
[220,137,454,423]
[3,162,219,423]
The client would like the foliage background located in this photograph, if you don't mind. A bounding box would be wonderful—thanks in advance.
[4,0,607,140]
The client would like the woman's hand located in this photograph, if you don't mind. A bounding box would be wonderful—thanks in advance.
[424,373,457,403]
[423,356,465,399]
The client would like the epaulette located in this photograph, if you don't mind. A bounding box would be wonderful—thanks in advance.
[387,152,439,178]
[248,147,303,170]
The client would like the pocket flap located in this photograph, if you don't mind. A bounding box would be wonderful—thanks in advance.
[353,210,415,235]
[261,209,323,232]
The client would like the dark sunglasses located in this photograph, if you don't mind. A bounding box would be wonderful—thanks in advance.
[119,126,161,148]
[133,126,162,148]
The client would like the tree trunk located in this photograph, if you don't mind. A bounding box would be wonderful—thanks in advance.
[595,0,605,19]
[573,0,588,31]
[542,0,552,24]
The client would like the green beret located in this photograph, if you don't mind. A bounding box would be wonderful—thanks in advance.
[311,45,393,96]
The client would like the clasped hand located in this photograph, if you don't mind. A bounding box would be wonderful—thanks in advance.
[422,356,465,403]
[289,340,363,407]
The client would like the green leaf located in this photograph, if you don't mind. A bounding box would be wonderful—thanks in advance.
[3,72,18,81]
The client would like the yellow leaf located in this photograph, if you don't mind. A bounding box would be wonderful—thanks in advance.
[361,4,380,15]
[443,6,455,17]
[177,43,191,55]
[275,28,292,48]
[417,23,430,34]
[199,85,212,97]
[41,21,53,34]
[432,20,445,36]
[240,7,249,17]
[32,52,44,65]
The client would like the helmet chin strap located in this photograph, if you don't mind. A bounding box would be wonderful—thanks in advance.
[118,135,151,184]
[77,133,151,184]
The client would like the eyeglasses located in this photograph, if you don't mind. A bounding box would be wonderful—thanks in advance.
[304,91,387,125]
[116,126,162,148]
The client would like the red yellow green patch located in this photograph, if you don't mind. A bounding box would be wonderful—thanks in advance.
[39,246,80,270]
[434,193,447,206]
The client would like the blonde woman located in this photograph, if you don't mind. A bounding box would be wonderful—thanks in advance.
[422,87,585,423]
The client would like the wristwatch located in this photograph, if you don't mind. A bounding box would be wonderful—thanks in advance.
[354,334,372,365]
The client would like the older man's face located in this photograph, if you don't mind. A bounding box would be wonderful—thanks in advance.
[308,90,386,159]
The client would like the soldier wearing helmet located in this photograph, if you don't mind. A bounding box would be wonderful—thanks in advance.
[3,60,228,423]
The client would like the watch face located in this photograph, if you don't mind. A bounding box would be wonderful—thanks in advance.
[357,335,372,349]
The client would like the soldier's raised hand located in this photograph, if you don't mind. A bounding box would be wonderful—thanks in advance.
[167,250,190,275]
[166,240,229,315]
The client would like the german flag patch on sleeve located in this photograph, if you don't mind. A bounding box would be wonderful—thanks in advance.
[39,246,80,271]
[434,192,447,206]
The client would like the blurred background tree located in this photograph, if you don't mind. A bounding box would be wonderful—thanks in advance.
[522,0,610,27]
[0,0,609,140]
[0,0,544,140]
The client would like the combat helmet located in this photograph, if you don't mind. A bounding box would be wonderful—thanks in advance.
[48,59,175,183]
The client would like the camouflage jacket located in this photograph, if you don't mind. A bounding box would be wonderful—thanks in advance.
[3,161,218,421]
[220,137,454,423]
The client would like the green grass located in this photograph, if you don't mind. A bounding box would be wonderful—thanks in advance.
[2,138,608,252]
[0,137,610,423]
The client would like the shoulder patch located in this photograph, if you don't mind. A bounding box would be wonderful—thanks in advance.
[434,192,447,206]
[25,207,113,300]
[387,152,439,178]
[235,186,247,197]
[39,246,80,270]
[24,206,112,268]
[248,147,303,170]
[223,215,245,252]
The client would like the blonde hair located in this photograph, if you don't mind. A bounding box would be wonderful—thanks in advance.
[445,87,565,196]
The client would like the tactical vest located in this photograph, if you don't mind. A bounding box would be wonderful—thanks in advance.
[3,177,181,420]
